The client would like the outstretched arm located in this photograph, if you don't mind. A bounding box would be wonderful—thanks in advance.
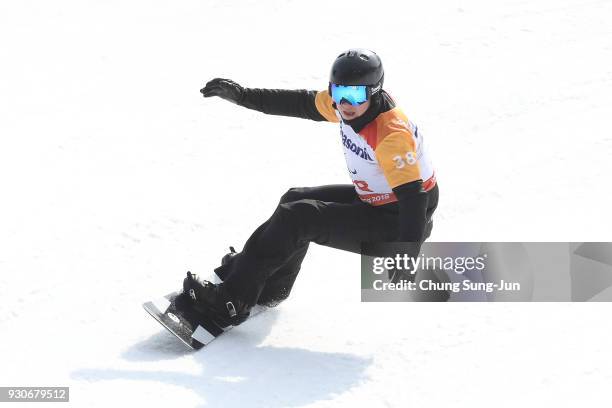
[200,78,327,121]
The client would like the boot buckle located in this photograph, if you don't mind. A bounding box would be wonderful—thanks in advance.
[226,301,237,318]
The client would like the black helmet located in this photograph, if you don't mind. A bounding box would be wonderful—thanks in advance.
[329,49,384,93]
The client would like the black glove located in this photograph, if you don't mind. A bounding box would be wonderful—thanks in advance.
[200,78,244,104]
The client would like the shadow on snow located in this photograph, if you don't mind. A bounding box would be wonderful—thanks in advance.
[71,309,371,408]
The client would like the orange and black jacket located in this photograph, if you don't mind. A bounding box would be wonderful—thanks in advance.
[236,87,438,242]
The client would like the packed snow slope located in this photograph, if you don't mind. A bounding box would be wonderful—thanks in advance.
[1,0,612,407]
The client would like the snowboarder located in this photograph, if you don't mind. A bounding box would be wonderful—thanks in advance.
[185,48,439,327]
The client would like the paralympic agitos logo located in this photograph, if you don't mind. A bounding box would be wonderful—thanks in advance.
[341,131,374,161]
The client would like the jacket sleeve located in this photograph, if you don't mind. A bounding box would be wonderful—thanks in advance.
[238,88,337,122]
[392,180,428,242]
[374,119,429,242]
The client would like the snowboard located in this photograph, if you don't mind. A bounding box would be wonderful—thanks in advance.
[143,290,265,350]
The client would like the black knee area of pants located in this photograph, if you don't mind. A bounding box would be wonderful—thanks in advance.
[279,187,308,204]
[274,199,325,239]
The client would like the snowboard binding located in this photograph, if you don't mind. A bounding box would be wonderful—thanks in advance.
[182,271,250,327]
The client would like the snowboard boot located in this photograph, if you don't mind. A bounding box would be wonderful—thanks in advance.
[221,246,238,266]
[182,271,250,328]
[214,246,293,308]
[213,246,238,282]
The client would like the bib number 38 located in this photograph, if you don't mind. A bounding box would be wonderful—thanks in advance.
[392,151,417,169]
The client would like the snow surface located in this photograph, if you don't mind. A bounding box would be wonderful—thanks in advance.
[1,0,612,406]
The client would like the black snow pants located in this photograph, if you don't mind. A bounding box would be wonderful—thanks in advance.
[218,184,439,307]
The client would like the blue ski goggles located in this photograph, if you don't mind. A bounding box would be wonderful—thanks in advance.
[330,83,369,106]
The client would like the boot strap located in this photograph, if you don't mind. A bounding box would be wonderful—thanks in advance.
[226,301,237,318]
